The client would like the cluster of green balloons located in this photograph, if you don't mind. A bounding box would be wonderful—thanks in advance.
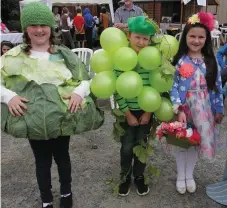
[90,27,179,121]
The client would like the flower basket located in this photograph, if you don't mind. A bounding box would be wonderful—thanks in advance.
[165,133,192,149]
[156,121,201,149]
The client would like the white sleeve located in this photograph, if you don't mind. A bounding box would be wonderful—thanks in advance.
[73,80,91,99]
[1,84,17,104]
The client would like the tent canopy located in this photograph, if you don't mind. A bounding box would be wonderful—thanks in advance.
[51,0,114,22]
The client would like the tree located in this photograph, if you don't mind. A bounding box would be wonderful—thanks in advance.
[1,0,21,31]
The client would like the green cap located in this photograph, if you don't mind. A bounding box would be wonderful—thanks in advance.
[128,16,159,36]
[21,2,55,31]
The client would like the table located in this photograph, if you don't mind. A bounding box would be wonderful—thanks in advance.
[220,27,227,41]
[220,27,227,32]
[1,33,23,44]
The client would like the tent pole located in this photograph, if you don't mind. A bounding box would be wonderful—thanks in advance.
[180,1,184,31]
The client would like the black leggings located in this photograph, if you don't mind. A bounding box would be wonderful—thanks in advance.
[29,136,71,203]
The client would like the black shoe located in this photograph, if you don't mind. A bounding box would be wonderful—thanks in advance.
[134,176,150,196]
[118,177,131,196]
[60,193,73,208]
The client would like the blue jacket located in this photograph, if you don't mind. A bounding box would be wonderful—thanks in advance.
[217,44,227,68]
[83,8,95,29]
[170,55,223,114]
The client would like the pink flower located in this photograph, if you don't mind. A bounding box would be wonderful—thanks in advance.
[179,63,194,78]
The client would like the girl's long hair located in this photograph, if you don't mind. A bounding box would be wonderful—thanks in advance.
[22,29,56,54]
[172,23,218,91]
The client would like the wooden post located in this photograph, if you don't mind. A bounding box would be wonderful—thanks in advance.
[193,0,196,13]
[180,1,184,31]
[206,0,208,12]
[153,0,156,20]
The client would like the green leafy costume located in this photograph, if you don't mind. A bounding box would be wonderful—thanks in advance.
[1,45,104,140]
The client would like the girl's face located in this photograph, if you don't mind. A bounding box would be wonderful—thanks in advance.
[26,25,51,47]
[186,27,206,54]
[2,45,11,54]
[128,32,150,53]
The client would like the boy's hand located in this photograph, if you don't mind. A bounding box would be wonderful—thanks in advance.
[125,111,139,126]
[178,111,187,123]
[139,112,151,125]
[215,113,224,124]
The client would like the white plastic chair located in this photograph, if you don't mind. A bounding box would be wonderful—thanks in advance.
[211,35,220,48]
[224,33,227,42]
[71,48,94,75]
[175,32,182,42]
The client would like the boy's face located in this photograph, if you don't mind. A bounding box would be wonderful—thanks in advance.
[128,32,150,53]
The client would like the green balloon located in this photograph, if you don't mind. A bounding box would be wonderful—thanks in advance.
[138,46,162,70]
[116,71,143,99]
[90,50,113,73]
[149,71,174,92]
[138,87,161,112]
[160,35,179,59]
[154,97,174,121]
[113,47,138,71]
[100,27,128,54]
[90,71,116,99]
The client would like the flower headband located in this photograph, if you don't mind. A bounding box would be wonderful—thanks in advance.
[187,12,214,31]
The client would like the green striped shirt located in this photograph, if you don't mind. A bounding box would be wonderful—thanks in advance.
[114,67,150,113]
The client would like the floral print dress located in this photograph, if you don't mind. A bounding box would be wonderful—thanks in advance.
[183,58,220,160]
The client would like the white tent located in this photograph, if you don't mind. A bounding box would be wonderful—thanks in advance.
[19,0,115,23]
[51,0,115,23]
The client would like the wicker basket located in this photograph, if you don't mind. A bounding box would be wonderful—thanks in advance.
[166,133,192,149]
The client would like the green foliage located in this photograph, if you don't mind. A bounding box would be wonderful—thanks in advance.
[1,75,104,140]
[107,115,160,196]
[2,0,21,31]
[112,109,126,142]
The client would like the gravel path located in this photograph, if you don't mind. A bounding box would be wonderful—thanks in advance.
[1,101,227,208]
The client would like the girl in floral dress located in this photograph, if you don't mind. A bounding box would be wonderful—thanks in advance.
[170,12,224,194]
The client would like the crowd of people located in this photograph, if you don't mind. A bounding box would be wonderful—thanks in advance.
[1,1,227,208]
[52,5,112,50]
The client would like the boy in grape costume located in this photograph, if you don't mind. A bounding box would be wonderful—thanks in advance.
[114,16,158,196]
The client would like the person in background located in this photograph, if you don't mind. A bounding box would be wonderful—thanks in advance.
[217,43,227,87]
[73,8,86,48]
[100,6,109,29]
[1,41,14,55]
[211,13,225,44]
[0,19,10,34]
[53,6,62,45]
[83,8,96,49]
[92,25,98,47]
[60,7,75,49]
[114,0,143,30]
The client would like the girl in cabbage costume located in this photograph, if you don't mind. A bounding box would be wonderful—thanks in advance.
[0,2,103,208]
